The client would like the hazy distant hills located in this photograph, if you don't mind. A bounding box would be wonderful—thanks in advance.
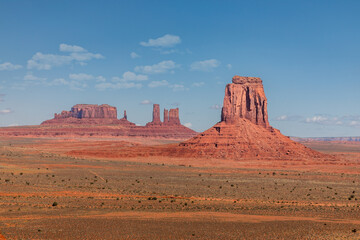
[291,137,360,142]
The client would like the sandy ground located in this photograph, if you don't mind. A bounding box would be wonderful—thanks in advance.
[0,137,360,239]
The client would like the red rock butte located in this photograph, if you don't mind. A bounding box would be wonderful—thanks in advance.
[0,103,197,139]
[41,104,134,126]
[175,75,326,160]
[222,76,268,127]
[70,75,330,161]
[146,104,181,126]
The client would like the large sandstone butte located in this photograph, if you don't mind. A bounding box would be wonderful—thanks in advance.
[176,76,326,160]
[221,76,268,127]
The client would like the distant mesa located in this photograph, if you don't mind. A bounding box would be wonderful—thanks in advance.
[41,104,134,126]
[55,104,118,119]
[0,103,197,139]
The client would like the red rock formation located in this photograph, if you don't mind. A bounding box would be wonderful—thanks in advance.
[151,104,161,124]
[221,76,268,127]
[146,104,181,126]
[42,104,135,126]
[55,104,118,119]
[169,108,180,125]
[3,103,197,139]
[175,75,329,160]
[163,109,169,124]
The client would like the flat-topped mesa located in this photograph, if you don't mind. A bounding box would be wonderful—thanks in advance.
[55,104,117,119]
[221,75,269,128]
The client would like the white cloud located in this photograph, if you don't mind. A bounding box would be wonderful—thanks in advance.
[184,122,192,128]
[8,123,19,127]
[276,115,289,121]
[94,71,147,91]
[160,49,177,54]
[169,84,185,92]
[140,34,181,48]
[227,64,232,70]
[134,60,179,74]
[148,80,169,88]
[96,76,106,82]
[0,108,12,114]
[190,59,220,72]
[192,82,204,87]
[27,44,104,70]
[49,78,88,91]
[305,116,328,123]
[121,71,148,81]
[51,78,69,85]
[140,100,152,105]
[0,62,22,71]
[59,43,86,52]
[47,73,105,90]
[23,72,47,82]
[210,104,221,110]
[27,53,72,70]
[70,52,103,62]
[130,52,140,59]
[350,121,360,127]
[69,73,94,81]
[95,82,142,90]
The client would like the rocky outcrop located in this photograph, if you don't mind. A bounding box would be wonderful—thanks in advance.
[146,104,181,126]
[42,104,135,126]
[55,104,118,119]
[221,76,269,128]
[4,103,197,139]
[151,104,161,124]
[163,109,169,124]
[176,75,329,160]
[169,108,180,125]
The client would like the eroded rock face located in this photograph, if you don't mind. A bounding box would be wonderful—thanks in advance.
[151,104,161,124]
[55,104,117,119]
[221,76,269,128]
[163,109,169,124]
[175,75,328,160]
[169,108,180,125]
[146,104,181,126]
[43,104,135,126]
[6,103,197,139]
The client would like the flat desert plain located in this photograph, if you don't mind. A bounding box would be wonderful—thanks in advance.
[0,137,360,239]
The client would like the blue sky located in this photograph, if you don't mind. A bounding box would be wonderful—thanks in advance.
[0,0,360,137]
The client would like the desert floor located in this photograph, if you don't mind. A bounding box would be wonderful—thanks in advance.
[0,137,360,239]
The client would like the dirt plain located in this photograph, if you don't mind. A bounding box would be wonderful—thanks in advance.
[0,137,360,239]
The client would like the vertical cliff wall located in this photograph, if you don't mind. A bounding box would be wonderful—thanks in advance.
[221,76,269,128]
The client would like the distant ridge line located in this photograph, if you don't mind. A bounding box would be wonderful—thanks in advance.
[291,136,360,142]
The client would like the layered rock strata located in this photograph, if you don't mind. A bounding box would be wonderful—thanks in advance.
[221,76,268,127]
[2,103,197,139]
[146,104,180,126]
[176,75,329,160]
[42,104,134,126]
